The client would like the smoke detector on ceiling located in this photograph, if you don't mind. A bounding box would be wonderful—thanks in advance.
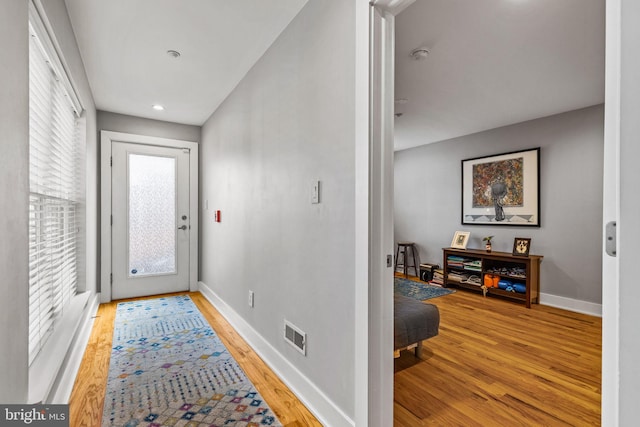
[410,47,430,60]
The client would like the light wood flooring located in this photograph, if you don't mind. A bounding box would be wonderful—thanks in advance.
[69,292,321,427]
[394,274,602,426]
[69,284,601,426]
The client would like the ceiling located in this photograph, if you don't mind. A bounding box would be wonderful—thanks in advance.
[64,1,605,145]
[394,0,605,151]
[64,0,308,125]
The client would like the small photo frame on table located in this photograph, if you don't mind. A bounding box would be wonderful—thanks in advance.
[512,237,531,257]
[451,231,470,249]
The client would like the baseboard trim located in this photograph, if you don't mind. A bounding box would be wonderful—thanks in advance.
[540,293,602,317]
[198,281,354,427]
[48,292,100,403]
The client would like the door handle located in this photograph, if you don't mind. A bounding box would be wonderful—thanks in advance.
[178,225,187,230]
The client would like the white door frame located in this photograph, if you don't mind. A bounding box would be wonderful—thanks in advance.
[602,0,620,424]
[100,131,199,303]
[355,1,415,426]
[602,0,640,424]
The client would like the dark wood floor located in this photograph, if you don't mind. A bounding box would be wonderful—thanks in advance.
[394,274,601,426]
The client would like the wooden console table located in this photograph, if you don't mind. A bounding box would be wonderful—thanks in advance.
[442,247,543,308]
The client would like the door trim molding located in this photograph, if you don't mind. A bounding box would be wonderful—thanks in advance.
[100,131,199,303]
[355,1,414,425]
[602,0,620,424]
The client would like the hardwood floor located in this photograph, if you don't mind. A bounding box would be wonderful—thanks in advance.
[69,284,601,426]
[69,292,320,427]
[394,275,602,426]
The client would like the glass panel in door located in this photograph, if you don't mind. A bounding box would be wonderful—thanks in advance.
[111,141,190,300]
[128,154,176,277]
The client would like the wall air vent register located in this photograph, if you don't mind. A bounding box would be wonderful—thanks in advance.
[284,320,306,356]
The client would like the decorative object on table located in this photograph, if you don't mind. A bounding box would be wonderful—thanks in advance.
[461,148,540,226]
[102,295,282,427]
[482,235,494,252]
[394,277,455,301]
[451,230,470,249]
[512,237,531,257]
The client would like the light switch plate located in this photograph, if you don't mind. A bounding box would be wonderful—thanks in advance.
[311,180,320,204]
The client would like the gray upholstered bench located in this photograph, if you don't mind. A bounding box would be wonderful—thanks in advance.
[394,294,440,358]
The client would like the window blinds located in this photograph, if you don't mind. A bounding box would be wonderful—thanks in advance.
[28,23,82,366]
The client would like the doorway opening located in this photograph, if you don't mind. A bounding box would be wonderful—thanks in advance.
[100,131,199,302]
[389,0,606,424]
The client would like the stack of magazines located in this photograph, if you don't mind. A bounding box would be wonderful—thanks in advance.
[430,269,445,286]
[446,255,466,268]
[463,259,482,272]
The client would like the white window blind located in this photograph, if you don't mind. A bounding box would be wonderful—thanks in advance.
[28,22,83,366]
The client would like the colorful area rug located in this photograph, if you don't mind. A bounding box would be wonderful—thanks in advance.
[102,295,281,427]
[394,277,454,301]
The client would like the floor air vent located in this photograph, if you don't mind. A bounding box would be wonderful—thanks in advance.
[284,320,306,355]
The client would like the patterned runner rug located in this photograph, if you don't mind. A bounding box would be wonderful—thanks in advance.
[394,277,455,301]
[102,295,281,427]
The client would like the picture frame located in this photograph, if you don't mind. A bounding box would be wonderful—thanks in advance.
[512,237,531,257]
[451,231,470,249]
[461,148,540,226]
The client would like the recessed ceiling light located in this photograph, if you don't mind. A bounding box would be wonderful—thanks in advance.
[410,47,430,60]
[166,50,181,59]
[152,104,165,111]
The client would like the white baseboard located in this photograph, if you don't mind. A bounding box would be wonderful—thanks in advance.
[540,293,602,317]
[48,292,101,403]
[198,281,354,427]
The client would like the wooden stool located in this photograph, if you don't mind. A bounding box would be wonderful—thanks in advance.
[395,242,418,277]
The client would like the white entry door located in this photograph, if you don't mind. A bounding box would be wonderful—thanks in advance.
[111,142,191,299]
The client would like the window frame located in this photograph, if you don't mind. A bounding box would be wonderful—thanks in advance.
[27,0,88,404]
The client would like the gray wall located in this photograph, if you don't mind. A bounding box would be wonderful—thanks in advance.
[0,0,30,403]
[97,111,201,143]
[200,0,356,419]
[0,0,97,402]
[394,105,604,305]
